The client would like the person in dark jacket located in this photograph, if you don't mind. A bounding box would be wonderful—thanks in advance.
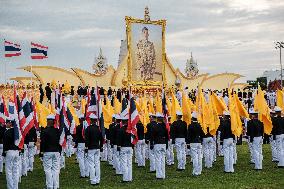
[271,106,284,168]
[150,113,168,179]
[117,116,133,182]
[39,84,44,103]
[136,120,146,167]
[220,111,235,173]
[171,111,187,171]
[75,114,89,178]
[146,114,157,172]
[85,113,103,185]
[0,122,6,174]
[3,117,20,189]
[45,83,52,103]
[187,112,203,176]
[247,109,264,170]
[40,114,61,189]
[110,114,122,175]
[106,115,115,166]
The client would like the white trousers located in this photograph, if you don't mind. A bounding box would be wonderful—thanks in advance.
[88,149,100,184]
[27,142,35,171]
[43,152,60,189]
[66,137,73,158]
[276,134,284,167]
[76,143,89,177]
[21,144,28,176]
[223,138,234,173]
[203,137,214,168]
[136,140,146,167]
[107,140,113,165]
[0,144,3,173]
[60,150,65,169]
[149,144,155,172]
[166,139,174,165]
[154,144,166,179]
[252,136,263,170]
[113,145,122,174]
[270,137,278,161]
[101,143,108,161]
[233,139,237,164]
[175,138,186,169]
[190,143,202,175]
[120,147,133,181]
[248,138,254,163]
[5,150,20,189]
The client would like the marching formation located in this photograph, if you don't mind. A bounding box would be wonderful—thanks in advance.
[0,84,284,189]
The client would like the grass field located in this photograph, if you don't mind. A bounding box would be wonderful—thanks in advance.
[0,144,283,189]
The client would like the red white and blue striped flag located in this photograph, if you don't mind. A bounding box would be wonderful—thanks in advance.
[31,42,48,59]
[21,92,34,137]
[127,90,139,145]
[4,40,21,57]
[162,88,170,139]
[0,95,8,124]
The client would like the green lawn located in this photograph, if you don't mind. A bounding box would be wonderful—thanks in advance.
[0,144,283,189]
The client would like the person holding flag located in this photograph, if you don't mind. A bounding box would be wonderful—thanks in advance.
[3,116,20,189]
[85,113,103,185]
[40,114,62,189]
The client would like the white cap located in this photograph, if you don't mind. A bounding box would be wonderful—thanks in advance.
[89,113,98,119]
[115,114,121,120]
[274,106,282,112]
[121,115,128,120]
[156,112,164,118]
[249,108,257,114]
[176,111,183,116]
[149,113,155,117]
[270,109,275,114]
[223,111,230,116]
[47,114,55,120]
[112,114,116,118]
[6,116,14,122]
[191,111,197,119]
[78,113,85,119]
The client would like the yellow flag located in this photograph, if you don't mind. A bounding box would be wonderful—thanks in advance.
[140,97,150,133]
[182,92,191,125]
[234,94,249,118]
[80,98,87,115]
[196,87,207,134]
[68,103,79,126]
[102,97,114,129]
[208,95,220,136]
[276,90,284,110]
[155,94,162,114]
[113,96,122,114]
[211,92,227,115]
[148,98,155,115]
[254,86,273,134]
[171,91,181,122]
[36,101,51,128]
[229,93,242,137]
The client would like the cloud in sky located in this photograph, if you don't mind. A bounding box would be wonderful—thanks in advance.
[0,0,283,83]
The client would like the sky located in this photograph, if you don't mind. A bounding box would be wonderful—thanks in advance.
[0,0,284,83]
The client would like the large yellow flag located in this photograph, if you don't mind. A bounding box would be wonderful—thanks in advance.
[68,103,79,126]
[80,98,87,115]
[171,91,181,122]
[229,93,243,137]
[166,96,172,119]
[254,86,273,134]
[276,90,284,110]
[234,94,249,118]
[148,98,155,115]
[140,97,150,133]
[36,101,51,128]
[211,93,227,115]
[113,96,122,114]
[208,95,220,136]
[182,92,191,125]
[102,97,114,129]
[155,94,162,114]
[196,87,207,134]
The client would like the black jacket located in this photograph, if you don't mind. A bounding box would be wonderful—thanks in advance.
[220,119,235,141]
[272,116,284,137]
[150,122,169,145]
[3,128,19,152]
[0,125,6,144]
[146,121,156,143]
[75,124,85,144]
[117,125,132,148]
[187,121,203,143]
[136,122,145,140]
[40,126,61,153]
[171,120,187,141]
[85,124,103,150]
[109,123,120,146]
[247,119,264,142]
[24,127,37,144]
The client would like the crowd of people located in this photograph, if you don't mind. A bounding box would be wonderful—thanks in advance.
[0,84,283,189]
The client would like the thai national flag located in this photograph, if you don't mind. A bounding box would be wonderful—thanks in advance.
[0,95,8,124]
[31,97,39,129]
[127,91,139,145]
[4,40,21,57]
[21,92,34,137]
[86,91,97,125]
[162,88,170,139]
[14,87,26,148]
[31,42,48,59]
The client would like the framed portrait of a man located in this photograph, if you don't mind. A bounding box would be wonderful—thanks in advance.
[125,16,166,86]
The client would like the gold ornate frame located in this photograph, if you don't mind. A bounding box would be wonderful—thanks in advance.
[125,16,166,87]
